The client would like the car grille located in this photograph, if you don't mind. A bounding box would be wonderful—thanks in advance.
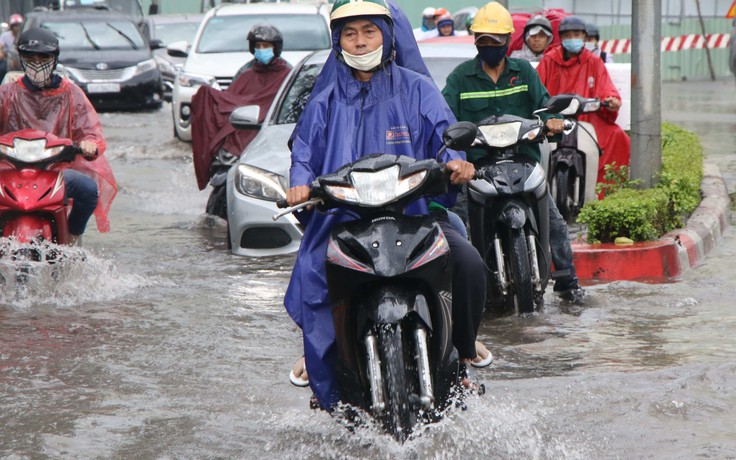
[74,67,137,82]
[240,227,292,249]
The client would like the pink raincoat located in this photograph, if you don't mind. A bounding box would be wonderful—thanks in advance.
[0,78,117,232]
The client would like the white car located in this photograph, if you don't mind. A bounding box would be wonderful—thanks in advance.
[226,43,478,256]
[169,2,331,141]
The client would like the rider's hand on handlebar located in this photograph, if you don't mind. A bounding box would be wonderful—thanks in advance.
[80,140,99,160]
[286,185,311,206]
[603,96,621,111]
[446,160,475,185]
[545,118,565,136]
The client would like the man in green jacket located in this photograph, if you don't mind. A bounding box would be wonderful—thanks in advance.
[442,1,584,303]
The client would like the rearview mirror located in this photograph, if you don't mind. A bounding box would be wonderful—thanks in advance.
[230,105,261,130]
[167,40,189,58]
[545,94,579,116]
[442,121,478,150]
[150,39,164,50]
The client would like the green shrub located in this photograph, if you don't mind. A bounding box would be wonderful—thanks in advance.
[577,122,704,243]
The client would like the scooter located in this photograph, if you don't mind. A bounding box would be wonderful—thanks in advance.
[205,149,237,221]
[545,94,605,222]
[0,130,82,281]
[273,145,474,441]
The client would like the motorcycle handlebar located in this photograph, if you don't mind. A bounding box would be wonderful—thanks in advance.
[276,198,289,208]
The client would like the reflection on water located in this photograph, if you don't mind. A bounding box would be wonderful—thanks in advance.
[2,92,736,458]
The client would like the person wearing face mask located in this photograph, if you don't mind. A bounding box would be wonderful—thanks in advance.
[510,15,553,62]
[442,1,585,304]
[285,0,488,410]
[0,27,117,245]
[536,16,630,188]
[190,24,291,217]
[585,23,613,63]
[413,6,437,40]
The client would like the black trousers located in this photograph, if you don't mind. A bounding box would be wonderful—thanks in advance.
[435,211,487,360]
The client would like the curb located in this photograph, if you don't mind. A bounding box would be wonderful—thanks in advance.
[571,162,732,283]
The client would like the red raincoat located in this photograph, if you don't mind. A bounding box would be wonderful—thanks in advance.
[190,58,291,191]
[536,45,631,185]
[0,78,117,232]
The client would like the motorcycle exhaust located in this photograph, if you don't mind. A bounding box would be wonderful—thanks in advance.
[414,326,434,409]
[365,332,386,414]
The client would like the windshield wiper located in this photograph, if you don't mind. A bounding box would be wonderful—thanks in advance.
[79,22,101,50]
[106,23,138,50]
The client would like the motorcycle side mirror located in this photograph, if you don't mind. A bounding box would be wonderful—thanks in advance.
[230,105,261,130]
[442,121,478,150]
[544,94,581,116]
[167,40,189,58]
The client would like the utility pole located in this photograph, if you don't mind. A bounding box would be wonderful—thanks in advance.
[630,0,662,188]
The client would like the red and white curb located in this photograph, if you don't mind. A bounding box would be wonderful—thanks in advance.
[572,163,731,283]
[601,33,732,55]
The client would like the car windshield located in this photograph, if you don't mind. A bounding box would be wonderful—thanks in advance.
[274,55,468,125]
[42,20,146,50]
[197,14,330,53]
[154,21,200,46]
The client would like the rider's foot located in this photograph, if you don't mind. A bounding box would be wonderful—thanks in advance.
[67,234,80,246]
[557,286,586,304]
[289,355,309,387]
[471,341,493,368]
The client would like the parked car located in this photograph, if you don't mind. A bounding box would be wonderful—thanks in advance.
[169,2,331,141]
[23,9,162,111]
[225,43,477,256]
[144,13,203,101]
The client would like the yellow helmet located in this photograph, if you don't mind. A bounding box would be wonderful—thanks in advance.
[470,2,515,35]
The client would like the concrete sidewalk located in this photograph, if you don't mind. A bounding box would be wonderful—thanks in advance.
[571,162,732,283]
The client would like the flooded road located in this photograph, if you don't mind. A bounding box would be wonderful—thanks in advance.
[1,78,735,459]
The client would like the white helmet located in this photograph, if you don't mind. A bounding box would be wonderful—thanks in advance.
[422,7,436,18]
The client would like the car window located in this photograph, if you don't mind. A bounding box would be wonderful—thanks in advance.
[154,21,200,46]
[62,0,144,21]
[275,63,322,125]
[197,14,330,53]
[42,20,146,50]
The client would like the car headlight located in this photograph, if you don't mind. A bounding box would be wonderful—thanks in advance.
[324,165,427,206]
[478,122,522,148]
[235,164,286,201]
[177,71,217,88]
[55,64,82,82]
[135,58,158,76]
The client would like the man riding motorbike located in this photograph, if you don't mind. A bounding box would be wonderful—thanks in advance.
[441,1,585,303]
[191,24,292,218]
[285,0,487,410]
[0,27,117,244]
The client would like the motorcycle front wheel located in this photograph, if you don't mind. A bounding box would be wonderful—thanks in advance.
[508,228,535,314]
[377,323,416,442]
[554,167,573,221]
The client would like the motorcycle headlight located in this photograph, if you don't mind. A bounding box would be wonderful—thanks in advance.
[177,71,217,88]
[324,166,427,206]
[478,122,522,148]
[135,59,158,76]
[1,139,66,163]
[235,164,286,201]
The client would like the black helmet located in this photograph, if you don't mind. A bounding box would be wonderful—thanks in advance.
[585,23,600,40]
[558,16,587,34]
[17,27,60,56]
[247,24,283,58]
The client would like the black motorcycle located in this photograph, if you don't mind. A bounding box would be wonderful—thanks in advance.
[273,141,474,441]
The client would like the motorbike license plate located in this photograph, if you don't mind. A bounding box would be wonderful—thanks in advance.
[87,83,121,94]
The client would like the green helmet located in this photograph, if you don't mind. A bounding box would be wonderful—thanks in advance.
[330,0,392,25]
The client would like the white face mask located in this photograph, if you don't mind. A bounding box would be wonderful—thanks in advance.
[342,45,383,72]
[584,41,597,52]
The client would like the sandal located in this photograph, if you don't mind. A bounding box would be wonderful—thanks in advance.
[289,355,310,387]
[459,362,486,396]
[471,340,493,368]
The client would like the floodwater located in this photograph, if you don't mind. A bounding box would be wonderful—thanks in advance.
[1,78,735,459]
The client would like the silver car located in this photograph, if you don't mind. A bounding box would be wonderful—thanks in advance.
[226,43,478,256]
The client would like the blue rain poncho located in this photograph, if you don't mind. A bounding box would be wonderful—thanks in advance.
[285,14,462,409]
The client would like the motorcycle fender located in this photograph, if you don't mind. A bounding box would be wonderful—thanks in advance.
[359,287,433,331]
[500,202,527,230]
[3,215,53,243]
